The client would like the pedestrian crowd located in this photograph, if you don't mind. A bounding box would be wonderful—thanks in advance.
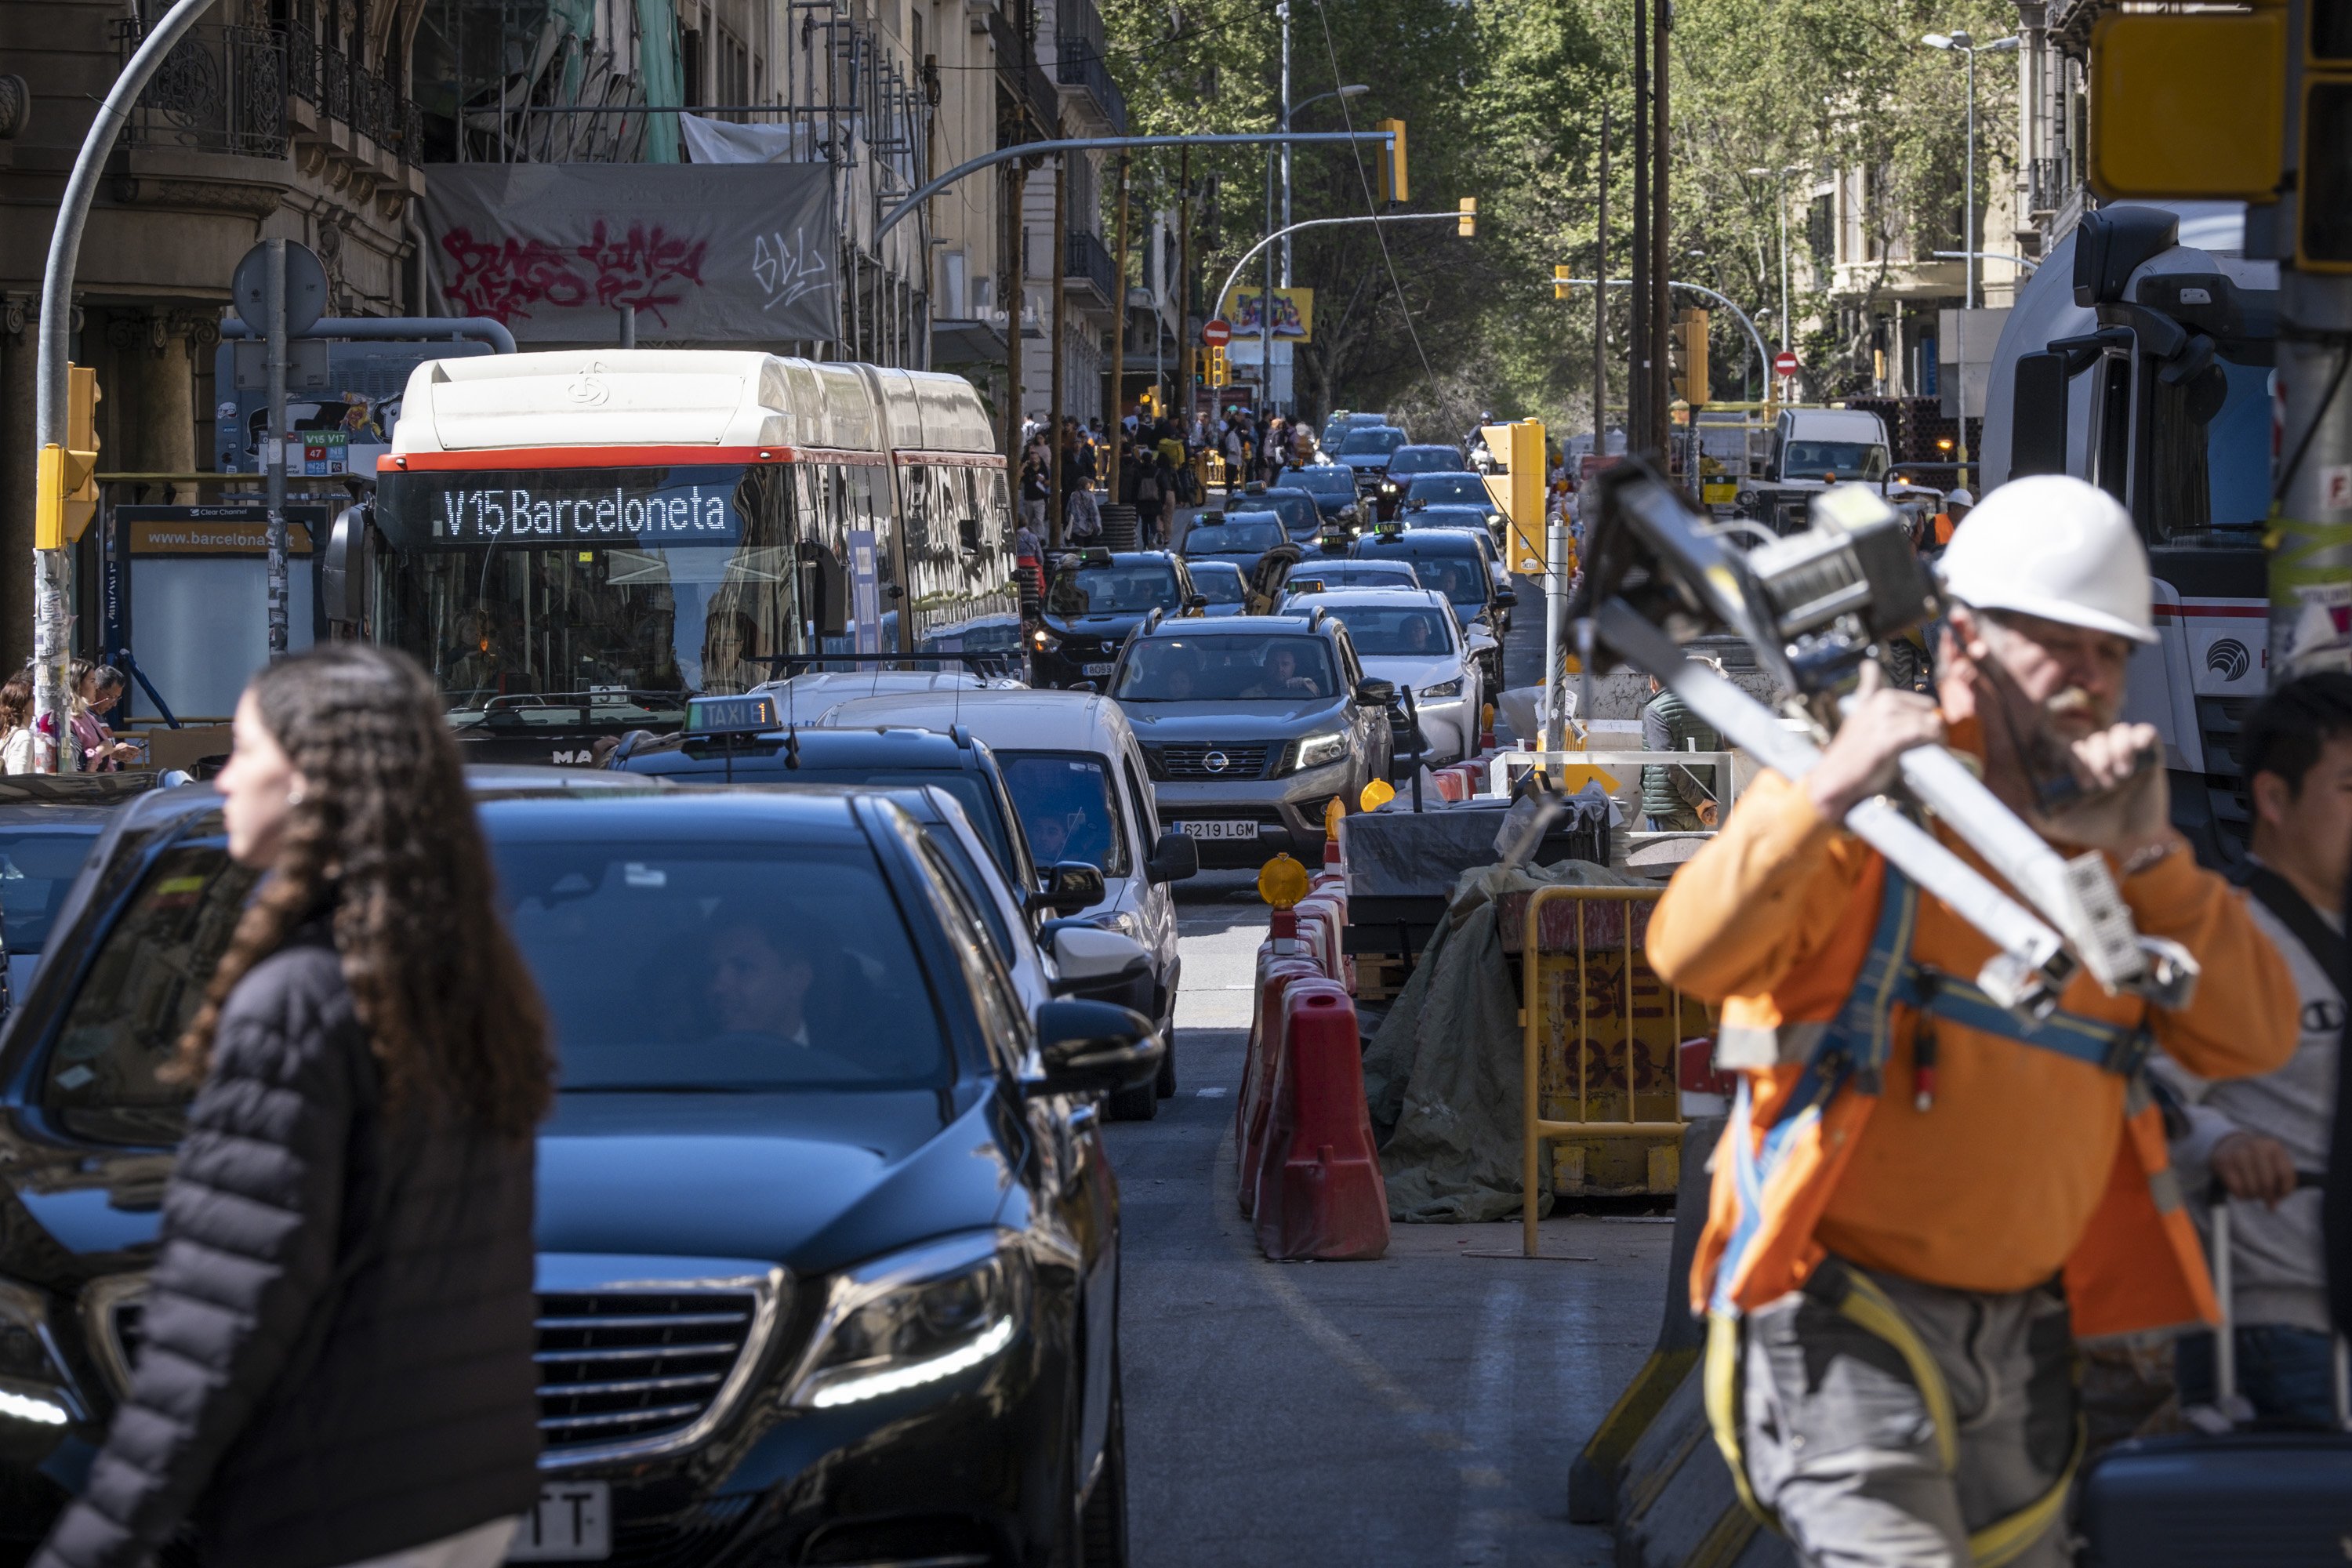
[1015,401,1323,556]
[0,659,136,774]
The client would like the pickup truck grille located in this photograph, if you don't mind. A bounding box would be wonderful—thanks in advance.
[535,1290,763,1452]
[1151,742,1272,780]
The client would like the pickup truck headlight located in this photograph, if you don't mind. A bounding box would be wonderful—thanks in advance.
[1421,677,1465,699]
[1294,731,1349,770]
[786,1232,1028,1412]
[0,1278,77,1427]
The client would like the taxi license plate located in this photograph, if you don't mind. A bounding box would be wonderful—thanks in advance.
[1083,662,1116,676]
[1178,820,1260,840]
[507,1482,612,1561]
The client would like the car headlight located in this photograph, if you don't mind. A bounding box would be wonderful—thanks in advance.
[786,1232,1029,1412]
[1381,481,1399,493]
[1030,629,1059,652]
[1421,677,1465,699]
[1295,731,1349,770]
[0,1278,78,1427]
[1092,909,1142,940]
[1486,513,1503,528]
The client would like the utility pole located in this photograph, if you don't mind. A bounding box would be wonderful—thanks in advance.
[1279,1,1293,285]
[1594,107,1610,452]
[1651,0,1671,453]
[1048,147,1069,546]
[1178,144,1195,425]
[1108,151,1133,495]
[1261,128,1276,415]
[1630,0,1651,453]
[1003,158,1028,481]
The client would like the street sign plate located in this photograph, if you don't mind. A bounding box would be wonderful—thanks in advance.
[1203,318,1232,347]
[1772,350,1800,378]
[231,241,330,336]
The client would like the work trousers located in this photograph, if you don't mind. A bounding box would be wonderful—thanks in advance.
[1740,1262,2077,1568]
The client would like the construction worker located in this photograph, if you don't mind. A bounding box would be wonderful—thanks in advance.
[1650,474,2298,1568]
[1931,485,1974,549]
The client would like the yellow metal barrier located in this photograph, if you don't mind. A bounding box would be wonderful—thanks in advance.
[1519,885,1715,1256]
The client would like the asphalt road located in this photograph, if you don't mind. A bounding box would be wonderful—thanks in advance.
[1102,868,1675,1567]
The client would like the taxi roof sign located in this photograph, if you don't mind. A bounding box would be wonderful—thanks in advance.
[687,693,782,735]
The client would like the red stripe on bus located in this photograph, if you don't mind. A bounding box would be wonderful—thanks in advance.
[2153,603,2265,618]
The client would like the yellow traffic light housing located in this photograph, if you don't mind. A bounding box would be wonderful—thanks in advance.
[1554,263,1573,300]
[1378,119,1408,205]
[1674,307,1711,408]
[37,363,101,550]
[1207,345,1230,389]
[1457,197,1476,237]
[2088,10,2285,201]
[1478,419,1548,574]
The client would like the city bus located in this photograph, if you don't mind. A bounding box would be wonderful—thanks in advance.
[339,350,1016,764]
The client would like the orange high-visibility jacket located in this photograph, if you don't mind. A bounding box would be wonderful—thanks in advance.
[1652,771,2298,1334]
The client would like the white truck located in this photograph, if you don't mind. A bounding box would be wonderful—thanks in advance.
[1736,406,1940,532]
[1979,201,2274,864]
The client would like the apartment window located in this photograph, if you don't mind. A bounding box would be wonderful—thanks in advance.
[719,26,751,108]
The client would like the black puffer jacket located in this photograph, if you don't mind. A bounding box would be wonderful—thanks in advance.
[35,926,540,1568]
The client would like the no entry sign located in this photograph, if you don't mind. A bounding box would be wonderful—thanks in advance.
[1203,318,1232,347]
[1772,350,1800,379]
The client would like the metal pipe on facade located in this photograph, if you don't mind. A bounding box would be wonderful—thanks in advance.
[220,315,520,352]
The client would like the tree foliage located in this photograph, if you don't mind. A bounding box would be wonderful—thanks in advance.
[1100,0,2022,431]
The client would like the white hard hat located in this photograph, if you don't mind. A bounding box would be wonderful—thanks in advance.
[1945,487,1975,507]
[1938,475,2154,644]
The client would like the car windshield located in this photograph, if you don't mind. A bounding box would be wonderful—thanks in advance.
[1186,517,1286,554]
[1115,635,1339,702]
[1782,441,1889,480]
[1253,492,1320,534]
[1322,605,1453,655]
[1406,508,1493,532]
[1290,468,1356,496]
[0,827,102,955]
[1405,474,1490,506]
[1190,564,1247,604]
[995,752,1129,877]
[496,839,949,1091]
[1369,551,1483,605]
[647,764,1018,881]
[1341,429,1407,456]
[1047,562,1182,616]
[1388,448,1464,475]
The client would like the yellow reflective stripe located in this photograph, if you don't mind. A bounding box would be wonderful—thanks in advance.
[1833,1273,1961,1472]
[1966,1419,2083,1568]
[1703,1312,1776,1528]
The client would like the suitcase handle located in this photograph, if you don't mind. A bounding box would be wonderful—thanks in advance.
[2203,1171,2339,1425]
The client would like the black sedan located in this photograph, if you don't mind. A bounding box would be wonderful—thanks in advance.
[1399,472,1494,510]
[1276,465,1363,524]
[1178,513,1290,581]
[1034,549,1204,690]
[1369,445,1469,519]
[0,779,1160,1567]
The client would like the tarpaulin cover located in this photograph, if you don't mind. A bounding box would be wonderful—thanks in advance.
[1340,797,1612,902]
[1364,857,1645,1223]
[422,162,837,341]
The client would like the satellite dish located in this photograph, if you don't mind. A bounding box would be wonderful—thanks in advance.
[231,240,330,336]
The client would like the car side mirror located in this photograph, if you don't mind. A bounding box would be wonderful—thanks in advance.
[1146,829,1200,884]
[1025,999,1163,1099]
[1044,923,1153,996]
[1495,588,1519,608]
[1031,860,1106,916]
[1354,677,1397,707]
[1185,594,1209,612]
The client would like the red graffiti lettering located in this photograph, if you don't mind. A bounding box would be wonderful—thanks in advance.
[438,229,591,322]
[575,221,708,323]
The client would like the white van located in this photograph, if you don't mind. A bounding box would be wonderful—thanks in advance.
[813,689,1197,1116]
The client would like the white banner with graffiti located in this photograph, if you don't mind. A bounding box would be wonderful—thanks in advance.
[422,162,837,343]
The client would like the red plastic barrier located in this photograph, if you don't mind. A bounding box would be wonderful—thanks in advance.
[1294,895,1343,981]
[1253,982,1390,1261]
[1238,944,1327,1216]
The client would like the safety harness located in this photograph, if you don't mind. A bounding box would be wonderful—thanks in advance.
[1702,866,2148,1566]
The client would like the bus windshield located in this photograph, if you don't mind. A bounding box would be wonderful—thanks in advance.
[374,465,802,728]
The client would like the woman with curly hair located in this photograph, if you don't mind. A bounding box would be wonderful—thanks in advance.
[34,645,554,1568]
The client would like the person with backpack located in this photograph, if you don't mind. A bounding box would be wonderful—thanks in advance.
[2154,673,2351,1428]
[32,644,551,1568]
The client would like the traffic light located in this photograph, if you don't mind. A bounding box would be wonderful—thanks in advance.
[1672,307,1710,408]
[36,363,100,551]
[1554,263,1573,300]
[1207,345,1229,388]
[2088,9,2285,201]
[1457,197,1476,237]
[1378,119,1408,204]
[2303,0,2352,268]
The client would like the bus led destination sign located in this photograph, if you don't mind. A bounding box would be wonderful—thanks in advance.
[393,467,748,546]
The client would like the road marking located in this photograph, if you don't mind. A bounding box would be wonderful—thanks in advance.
[1453,1276,1526,1566]
[1194,1086,1229,1097]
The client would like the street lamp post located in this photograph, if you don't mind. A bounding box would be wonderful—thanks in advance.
[1922,30,2017,485]
[1266,74,1368,416]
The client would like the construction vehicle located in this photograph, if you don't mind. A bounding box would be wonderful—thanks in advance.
[1980,202,2274,865]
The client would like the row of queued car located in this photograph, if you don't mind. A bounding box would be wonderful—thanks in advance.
[0,710,1180,1565]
